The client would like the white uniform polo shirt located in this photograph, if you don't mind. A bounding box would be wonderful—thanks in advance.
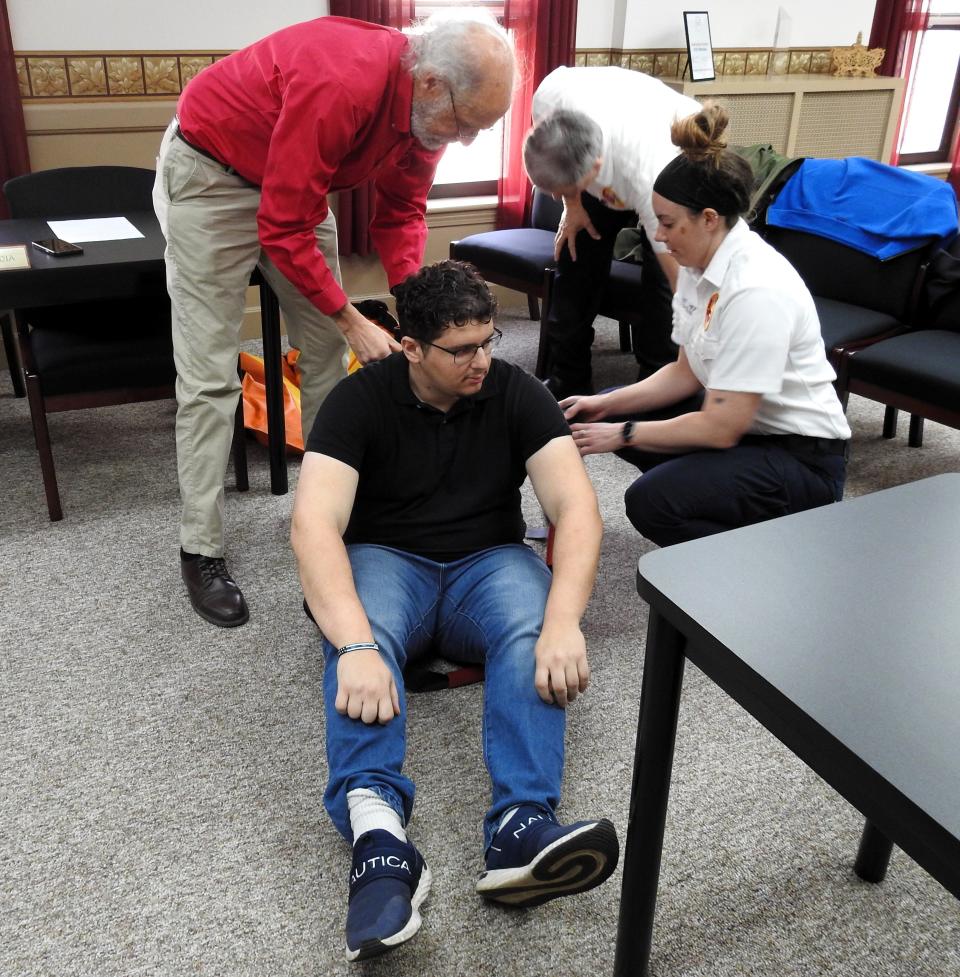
[532,66,701,253]
[671,220,852,439]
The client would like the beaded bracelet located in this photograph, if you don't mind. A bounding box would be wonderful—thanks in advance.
[337,641,380,657]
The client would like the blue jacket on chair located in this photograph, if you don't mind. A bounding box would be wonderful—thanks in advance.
[766,157,959,260]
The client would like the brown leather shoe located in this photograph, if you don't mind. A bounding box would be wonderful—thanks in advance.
[181,553,249,628]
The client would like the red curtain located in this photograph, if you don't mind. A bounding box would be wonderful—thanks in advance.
[330,1,415,256]
[0,0,30,219]
[498,0,578,229]
[870,0,931,165]
[331,0,414,23]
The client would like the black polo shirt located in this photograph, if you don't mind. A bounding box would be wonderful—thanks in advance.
[306,353,570,561]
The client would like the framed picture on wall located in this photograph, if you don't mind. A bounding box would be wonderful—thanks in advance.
[683,11,716,81]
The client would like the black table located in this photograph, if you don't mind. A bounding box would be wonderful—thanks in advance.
[615,473,960,975]
[0,210,288,494]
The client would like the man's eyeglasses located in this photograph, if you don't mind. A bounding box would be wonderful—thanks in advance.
[422,327,502,366]
[447,87,480,143]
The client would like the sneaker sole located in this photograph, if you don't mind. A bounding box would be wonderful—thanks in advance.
[476,819,619,908]
[345,862,433,962]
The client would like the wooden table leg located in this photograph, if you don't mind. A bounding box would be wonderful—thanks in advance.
[2,310,25,398]
[614,608,687,977]
[258,280,287,495]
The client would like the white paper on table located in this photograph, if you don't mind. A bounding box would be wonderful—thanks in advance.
[46,217,144,243]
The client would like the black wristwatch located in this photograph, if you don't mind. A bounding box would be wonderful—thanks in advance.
[621,421,634,446]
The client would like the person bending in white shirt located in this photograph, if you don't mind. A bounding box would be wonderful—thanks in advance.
[523,66,701,400]
[560,104,852,547]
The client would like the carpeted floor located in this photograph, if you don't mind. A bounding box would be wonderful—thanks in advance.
[1,309,958,977]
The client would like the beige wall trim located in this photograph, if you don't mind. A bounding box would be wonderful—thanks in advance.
[27,125,170,136]
[15,52,230,99]
[23,99,177,171]
[14,44,846,100]
[575,46,837,79]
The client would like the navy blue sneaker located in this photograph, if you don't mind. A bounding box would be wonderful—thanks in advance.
[345,829,431,962]
[476,805,619,908]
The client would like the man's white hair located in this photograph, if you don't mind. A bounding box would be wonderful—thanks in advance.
[403,11,514,96]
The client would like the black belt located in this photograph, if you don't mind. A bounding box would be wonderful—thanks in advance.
[173,124,248,180]
[741,433,850,458]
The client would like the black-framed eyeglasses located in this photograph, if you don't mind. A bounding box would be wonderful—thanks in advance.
[422,327,502,365]
[447,86,480,143]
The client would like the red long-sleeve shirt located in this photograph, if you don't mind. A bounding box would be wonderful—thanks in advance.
[177,16,443,315]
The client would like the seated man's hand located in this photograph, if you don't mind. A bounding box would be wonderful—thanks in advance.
[534,621,590,707]
[570,421,624,457]
[335,649,400,724]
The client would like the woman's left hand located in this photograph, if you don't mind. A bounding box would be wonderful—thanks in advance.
[570,422,626,456]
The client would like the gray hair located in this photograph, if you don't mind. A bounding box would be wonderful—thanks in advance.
[523,110,603,191]
[403,12,514,96]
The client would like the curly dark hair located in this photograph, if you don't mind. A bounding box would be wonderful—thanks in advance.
[393,260,498,344]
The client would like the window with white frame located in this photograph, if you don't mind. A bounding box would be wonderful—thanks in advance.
[899,2,960,164]
[416,0,506,197]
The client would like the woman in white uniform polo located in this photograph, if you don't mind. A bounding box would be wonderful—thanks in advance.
[561,104,851,547]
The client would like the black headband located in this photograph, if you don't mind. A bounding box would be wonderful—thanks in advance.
[653,154,744,216]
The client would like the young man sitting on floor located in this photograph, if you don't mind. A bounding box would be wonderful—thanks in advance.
[290,259,619,961]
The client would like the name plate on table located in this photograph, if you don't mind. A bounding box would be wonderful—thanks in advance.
[0,244,30,270]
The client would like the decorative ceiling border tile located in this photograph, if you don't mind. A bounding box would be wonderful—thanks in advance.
[15,51,229,98]
[574,46,836,78]
[68,58,108,96]
[17,45,836,98]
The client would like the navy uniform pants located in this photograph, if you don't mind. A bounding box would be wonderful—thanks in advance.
[543,191,676,397]
[614,396,848,548]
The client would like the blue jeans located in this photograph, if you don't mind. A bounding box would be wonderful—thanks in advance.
[322,543,563,849]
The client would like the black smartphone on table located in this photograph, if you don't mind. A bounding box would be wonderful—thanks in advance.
[31,237,84,256]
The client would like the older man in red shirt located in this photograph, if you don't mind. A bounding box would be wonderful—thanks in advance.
[153,13,514,627]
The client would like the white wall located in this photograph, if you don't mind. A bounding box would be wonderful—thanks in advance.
[579,0,877,49]
[11,0,876,52]
[8,0,329,49]
[575,0,619,48]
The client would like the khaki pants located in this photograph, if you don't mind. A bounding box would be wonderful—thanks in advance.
[153,120,348,556]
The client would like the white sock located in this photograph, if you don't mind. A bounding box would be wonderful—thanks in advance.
[347,788,406,844]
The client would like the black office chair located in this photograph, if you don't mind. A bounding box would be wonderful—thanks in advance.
[762,226,936,377]
[449,187,562,322]
[3,165,247,521]
[839,237,960,448]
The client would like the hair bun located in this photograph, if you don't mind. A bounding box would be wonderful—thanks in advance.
[670,102,729,167]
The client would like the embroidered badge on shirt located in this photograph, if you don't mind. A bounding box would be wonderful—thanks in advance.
[703,292,720,331]
[600,186,626,208]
